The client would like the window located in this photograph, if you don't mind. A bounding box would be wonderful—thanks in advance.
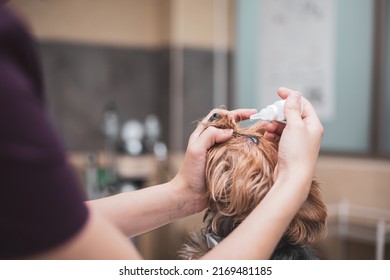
[235,0,389,157]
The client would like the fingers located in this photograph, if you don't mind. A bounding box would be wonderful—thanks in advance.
[201,126,233,148]
[277,87,324,140]
[278,87,304,124]
[264,121,285,142]
[201,108,257,124]
[189,126,233,153]
[278,87,319,120]
[299,97,323,135]
[277,87,291,100]
[264,121,285,136]
[264,131,281,142]
[283,91,303,124]
[229,108,257,122]
[188,107,260,151]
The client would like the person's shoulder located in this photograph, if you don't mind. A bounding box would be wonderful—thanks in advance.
[0,5,44,99]
[0,6,26,33]
[0,5,37,52]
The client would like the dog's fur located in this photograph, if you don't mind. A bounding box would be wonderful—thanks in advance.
[179,110,327,260]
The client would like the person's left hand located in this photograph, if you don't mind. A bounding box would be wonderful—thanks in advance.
[172,108,257,212]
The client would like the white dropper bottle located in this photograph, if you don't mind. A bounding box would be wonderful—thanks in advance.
[250,99,303,122]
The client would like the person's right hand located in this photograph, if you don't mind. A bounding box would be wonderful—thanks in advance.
[201,90,323,260]
[265,87,324,188]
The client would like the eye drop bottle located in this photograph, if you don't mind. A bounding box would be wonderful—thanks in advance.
[250,100,286,121]
[250,99,303,122]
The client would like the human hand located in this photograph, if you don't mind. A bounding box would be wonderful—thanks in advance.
[264,87,324,186]
[172,108,257,212]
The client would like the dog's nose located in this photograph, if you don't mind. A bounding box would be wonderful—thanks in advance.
[208,113,222,122]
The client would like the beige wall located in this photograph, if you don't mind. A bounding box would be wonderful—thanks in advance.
[8,0,170,48]
[8,0,235,49]
[315,156,390,210]
[170,0,235,49]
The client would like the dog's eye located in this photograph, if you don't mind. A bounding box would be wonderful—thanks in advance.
[208,113,222,122]
[244,135,259,144]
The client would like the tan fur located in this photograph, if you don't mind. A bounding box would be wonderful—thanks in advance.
[179,110,327,259]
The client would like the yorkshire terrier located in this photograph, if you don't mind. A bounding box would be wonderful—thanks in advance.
[179,109,327,259]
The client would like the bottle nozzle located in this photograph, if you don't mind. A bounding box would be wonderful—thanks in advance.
[249,109,268,120]
[250,105,278,121]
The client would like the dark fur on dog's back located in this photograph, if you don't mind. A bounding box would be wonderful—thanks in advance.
[271,238,319,260]
[179,110,327,260]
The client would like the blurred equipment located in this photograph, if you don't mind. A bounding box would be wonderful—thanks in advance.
[102,101,119,186]
[144,114,161,153]
[85,153,99,200]
[121,119,144,156]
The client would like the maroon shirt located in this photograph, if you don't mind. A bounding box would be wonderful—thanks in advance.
[0,6,88,259]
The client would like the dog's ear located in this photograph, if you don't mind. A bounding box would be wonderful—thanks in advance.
[284,180,327,245]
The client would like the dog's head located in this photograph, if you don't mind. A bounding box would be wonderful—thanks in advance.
[202,109,327,246]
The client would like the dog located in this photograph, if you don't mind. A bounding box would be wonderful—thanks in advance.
[179,109,327,259]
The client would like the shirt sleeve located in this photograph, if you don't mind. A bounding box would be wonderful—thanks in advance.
[0,7,89,259]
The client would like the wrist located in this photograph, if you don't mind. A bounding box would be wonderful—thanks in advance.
[170,175,207,215]
[273,170,312,204]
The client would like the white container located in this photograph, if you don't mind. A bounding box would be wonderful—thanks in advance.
[250,100,286,121]
[250,99,303,122]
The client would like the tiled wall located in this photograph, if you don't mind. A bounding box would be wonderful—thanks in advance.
[40,41,170,151]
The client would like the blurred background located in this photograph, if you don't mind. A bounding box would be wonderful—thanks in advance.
[7,0,390,259]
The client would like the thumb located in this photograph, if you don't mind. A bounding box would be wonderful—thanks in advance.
[284,91,303,123]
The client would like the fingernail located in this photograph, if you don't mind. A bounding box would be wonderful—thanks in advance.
[223,129,233,134]
[288,91,301,104]
[292,91,301,98]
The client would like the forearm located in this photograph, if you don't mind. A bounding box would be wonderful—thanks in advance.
[31,208,142,260]
[85,177,203,237]
[201,174,310,260]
